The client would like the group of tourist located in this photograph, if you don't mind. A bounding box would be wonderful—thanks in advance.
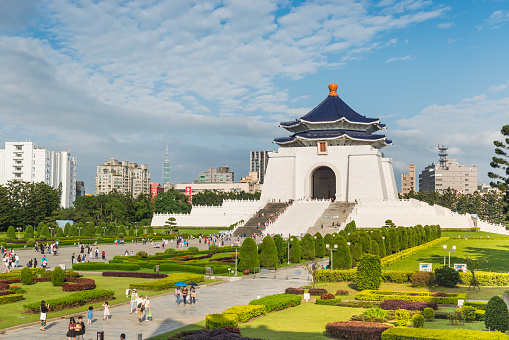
[174,286,196,306]
[129,289,152,321]
[35,241,59,255]
[2,252,19,272]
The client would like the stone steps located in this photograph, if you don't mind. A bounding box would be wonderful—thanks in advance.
[233,202,288,237]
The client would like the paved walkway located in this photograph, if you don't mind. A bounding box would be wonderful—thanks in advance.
[0,267,310,340]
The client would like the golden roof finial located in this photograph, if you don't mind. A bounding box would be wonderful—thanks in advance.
[328,83,338,97]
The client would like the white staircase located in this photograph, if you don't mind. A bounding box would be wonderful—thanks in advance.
[265,200,330,236]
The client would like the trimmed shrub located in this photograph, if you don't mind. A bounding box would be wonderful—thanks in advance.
[337,301,381,308]
[72,263,141,271]
[238,237,259,272]
[308,288,327,296]
[411,271,435,287]
[208,244,219,251]
[300,234,315,260]
[136,251,148,258]
[321,293,335,300]
[23,289,114,313]
[51,266,65,286]
[259,235,278,268]
[20,267,33,285]
[348,232,363,266]
[356,254,382,291]
[464,301,487,310]
[412,313,425,328]
[25,225,34,239]
[289,236,301,264]
[249,293,301,313]
[0,293,24,305]
[316,298,342,306]
[7,226,16,239]
[364,308,388,318]
[395,309,410,326]
[475,309,485,321]
[435,266,461,288]
[102,272,168,279]
[130,273,204,290]
[273,234,286,264]
[164,248,177,254]
[430,292,447,297]
[334,235,352,270]
[325,321,393,340]
[380,300,438,311]
[357,290,463,305]
[336,289,350,296]
[285,288,304,295]
[188,246,200,254]
[460,306,476,322]
[62,278,96,292]
[314,232,325,258]
[157,263,230,275]
[222,305,265,322]
[206,313,239,329]
[381,327,509,339]
[423,307,435,321]
[485,295,509,332]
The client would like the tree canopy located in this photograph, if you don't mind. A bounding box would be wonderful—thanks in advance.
[489,125,509,222]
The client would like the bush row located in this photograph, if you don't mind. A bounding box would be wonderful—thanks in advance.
[381,237,449,268]
[205,313,239,329]
[464,301,487,310]
[379,300,438,311]
[0,290,16,296]
[308,288,328,296]
[72,263,141,271]
[223,305,265,322]
[62,278,96,292]
[326,321,394,340]
[157,263,230,274]
[316,298,342,306]
[285,288,304,295]
[0,268,45,280]
[102,272,168,279]
[129,273,204,291]
[0,293,24,304]
[23,289,115,313]
[380,327,508,339]
[248,294,302,313]
[316,269,415,284]
[356,290,465,305]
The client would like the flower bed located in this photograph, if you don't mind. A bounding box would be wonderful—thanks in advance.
[326,321,393,340]
[102,272,168,279]
[0,290,16,296]
[223,305,265,322]
[381,326,508,339]
[379,300,438,311]
[23,289,115,313]
[248,293,302,313]
[129,273,204,291]
[62,278,96,292]
[356,290,465,304]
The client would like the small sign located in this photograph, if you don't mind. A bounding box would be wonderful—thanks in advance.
[419,263,432,272]
[206,267,213,275]
[454,264,467,272]
[304,293,310,301]
[293,270,302,275]
[261,268,269,274]
[59,264,66,270]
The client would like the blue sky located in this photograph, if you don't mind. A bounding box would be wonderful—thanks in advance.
[0,0,508,193]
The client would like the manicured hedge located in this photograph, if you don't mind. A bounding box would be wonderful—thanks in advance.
[379,300,438,311]
[381,237,448,268]
[102,272,168,279]
[317,269,415,284]
[336,301,381,308]
[0,290,15,296]
[381,327,508,339]
[129,273,204,290]
[285,288,304,295]
[72,263,141,271]
[0,283,10,290]
[464,301,487,310]
[356,290,465,304]
[316,298,342,306]
[460,271,509,286]
[157,263,230,274]
[23,289,114,313]
[357,254,382,290]
[308,288,328,296]
[249,294,301,313]
[0,293,24,304]
[0,268,45,280]
[326,321,393,340]
[205,313,239,329]
[223,305,265,322]
[62,278,96,292]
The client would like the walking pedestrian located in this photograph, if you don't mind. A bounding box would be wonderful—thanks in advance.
[40,301,49,331]
[66,316,76,340]
[102,302,110,320]
[144,295,152,322]
[156,264,159,274]
[174,287,180,305]
[182,286,188,306]
[130,289,138,314]
[87,306,93,324]
[136,295,147,322]
[190,286,196,304]
[71,253,75,265]
[75,316,85,340]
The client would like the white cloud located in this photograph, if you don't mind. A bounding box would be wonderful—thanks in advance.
[489,82,509,93]
[489,10,509,27]
[437,22,454,29]
[386,55,414,62]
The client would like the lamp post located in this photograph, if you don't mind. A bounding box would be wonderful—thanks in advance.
[443,245,456,267]
[16,227,22,239]
[287,237,292,265]
[77,225,83,237]
[232,244,238,276]
[325,243,339,270]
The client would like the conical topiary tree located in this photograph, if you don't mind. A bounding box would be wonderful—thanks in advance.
[56,227,64,238]
[314,233,325,258]
[370,240,379,256]
[485,295,509,332]
[301,234,315,260]
[356,254,382,290]
[273,234,286,264]
[40,224,50,239]
[358,231,372,254]
[7,226,16,239]
[371,230,386,257]
[323,233,333,248]
[289,236,301,264]
[332,235,352,270]
[63,222,71,237]
[348,232,363,266]
[259,235,278,268]
[238,237,260,272]
[25,225,34,239]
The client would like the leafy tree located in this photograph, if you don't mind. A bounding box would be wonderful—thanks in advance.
[358,231,371,254]
[128,226,135,236]
[371,230,386,257]
[238,237,259,272]
[154,189,192,214]
[40,224,50,239]
[370,240,380,256]
[388,228,400,254]
[314,232,325,258]
[300,234,315,260]
[289,236,301,264]
[397,227,408,250]
[333,235,352,270]
[273,234,286,264]
[489,125,509,222]
[356,254,382,290]
[323,233,333,248]
[191,190,261,206]
[485,295,509,332]
[69,223,78,237]
[56,227,64,238]
[164,217,178,234]
[147,226,154,235]
[259,235,278,268]
[63,222,71,237]
[435,266,461,288]
[25,225,34,239]
[7,226,16,239]
[348,232,363,266]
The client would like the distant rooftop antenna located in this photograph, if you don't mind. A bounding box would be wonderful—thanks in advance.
[438,144,448,169]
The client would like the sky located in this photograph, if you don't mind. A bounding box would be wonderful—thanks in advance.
[0,0,508,194]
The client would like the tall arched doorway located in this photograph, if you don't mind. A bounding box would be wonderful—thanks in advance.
[312,166,336,199]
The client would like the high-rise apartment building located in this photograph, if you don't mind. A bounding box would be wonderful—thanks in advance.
[197,166,234,183]
[95,158,150,197]
[419,145,477,194]
[162,145,171,186]
[250,151,269,184]
[76,181,85,197]
[0,142,76,208]
[401,164,416,194]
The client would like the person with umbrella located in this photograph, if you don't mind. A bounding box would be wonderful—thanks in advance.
[188,282,198,304]
[174,282,186,306]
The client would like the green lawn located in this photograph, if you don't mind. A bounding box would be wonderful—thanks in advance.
[384,239,509,272]
[441,231,509,239]
[423,318,488,331]
[0,275,189,330]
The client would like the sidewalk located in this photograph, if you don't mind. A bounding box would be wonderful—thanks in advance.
[0,266,310,340]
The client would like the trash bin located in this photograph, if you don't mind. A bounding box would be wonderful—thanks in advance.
[97,331,104,340]
[136,334,143,340]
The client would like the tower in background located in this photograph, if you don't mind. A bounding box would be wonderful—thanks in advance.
[250,151,269,184]
[162,145,171,186]
[401,164,416,194]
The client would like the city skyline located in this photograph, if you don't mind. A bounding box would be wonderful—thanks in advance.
[0,1,508,192]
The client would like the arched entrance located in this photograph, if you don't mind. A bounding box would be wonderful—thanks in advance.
[312,166,336,199]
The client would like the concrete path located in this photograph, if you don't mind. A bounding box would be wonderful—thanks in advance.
[0,267,310,340]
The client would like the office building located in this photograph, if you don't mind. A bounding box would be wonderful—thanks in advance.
[151,182,164,198]
[401,164,416,194]
[95,158,150,197]
[162,145,171,186]
[250,151,270,184]
[0,141,76,208]
[419,145,477,194]
[197,166,234,183]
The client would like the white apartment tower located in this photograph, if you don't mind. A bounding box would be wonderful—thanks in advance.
[95,158,150,197]
[0,142,76,208]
